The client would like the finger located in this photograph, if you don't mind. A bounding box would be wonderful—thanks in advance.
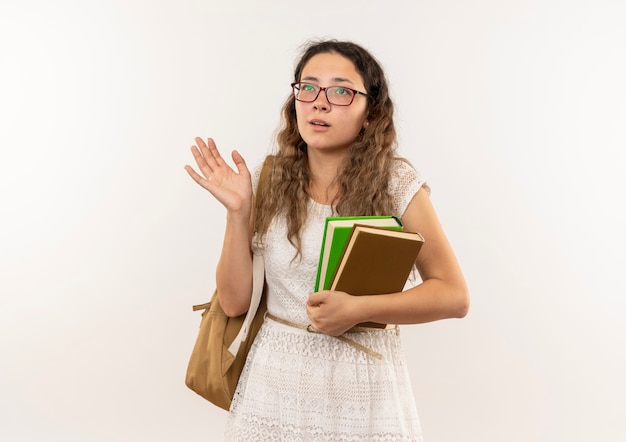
[190,145,215,178]
[194,136,208,150]
[307,292,325,306]
[305,306,319,328]
[206,138,227,167]
[231,150,250,175]
[194,137,209,158]
[190,144,206,165]
[194,137,218,172]
[307,293,319,306]
[184,165,210,189]
[307,324,320,333]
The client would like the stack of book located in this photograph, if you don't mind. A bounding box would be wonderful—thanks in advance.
[315,216,404,292]
[315,216,425,327]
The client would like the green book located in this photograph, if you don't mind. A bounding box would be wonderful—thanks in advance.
[314,216,403,291]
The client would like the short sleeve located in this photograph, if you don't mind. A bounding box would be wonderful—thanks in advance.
[389,159,429,216]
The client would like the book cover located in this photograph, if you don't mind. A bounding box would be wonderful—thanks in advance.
[314,216,403,291]
[330,225,425,327]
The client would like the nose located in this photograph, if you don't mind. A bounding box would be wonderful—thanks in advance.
[312,87,330,111]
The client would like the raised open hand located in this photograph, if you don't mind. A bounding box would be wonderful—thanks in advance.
[184,137,253,214]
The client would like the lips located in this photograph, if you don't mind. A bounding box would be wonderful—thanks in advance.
[310,119,330,127]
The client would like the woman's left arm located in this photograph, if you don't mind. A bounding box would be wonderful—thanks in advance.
[307,187,469,335]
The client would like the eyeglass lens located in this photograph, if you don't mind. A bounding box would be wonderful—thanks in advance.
[293,83,355,106]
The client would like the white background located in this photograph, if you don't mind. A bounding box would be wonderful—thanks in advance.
[1,0,625,441]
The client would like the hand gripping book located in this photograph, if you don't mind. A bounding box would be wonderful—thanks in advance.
[314,216,403,292]
[330,224,425,328]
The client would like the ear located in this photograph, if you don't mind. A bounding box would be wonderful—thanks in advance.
[363,120,370,129]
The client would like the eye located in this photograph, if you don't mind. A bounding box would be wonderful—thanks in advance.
[329,87,355,98]
[301,83,317,92]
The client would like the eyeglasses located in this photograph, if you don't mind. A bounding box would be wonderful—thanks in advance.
[291,82,368,106]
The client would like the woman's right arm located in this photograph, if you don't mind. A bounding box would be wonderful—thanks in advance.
[214,203,255,317]
[184,137,255,317]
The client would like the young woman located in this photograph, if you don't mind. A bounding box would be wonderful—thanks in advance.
[185,39,469,441]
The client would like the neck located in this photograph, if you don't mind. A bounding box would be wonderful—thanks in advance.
[307,150,345,205]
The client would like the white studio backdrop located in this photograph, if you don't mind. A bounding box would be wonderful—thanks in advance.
[1,0,624,441]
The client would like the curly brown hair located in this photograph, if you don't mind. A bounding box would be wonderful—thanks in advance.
[255,40,398,256]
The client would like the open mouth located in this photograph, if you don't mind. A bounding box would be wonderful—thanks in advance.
[310,120,329,127]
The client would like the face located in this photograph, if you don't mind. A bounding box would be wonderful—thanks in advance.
[295,52,369,153]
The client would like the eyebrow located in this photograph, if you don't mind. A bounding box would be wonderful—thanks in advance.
[301,76,355,85]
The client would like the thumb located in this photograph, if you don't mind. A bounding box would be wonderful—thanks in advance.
[231,150,249,174]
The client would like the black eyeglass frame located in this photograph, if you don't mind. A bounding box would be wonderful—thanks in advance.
[291,82,368,106]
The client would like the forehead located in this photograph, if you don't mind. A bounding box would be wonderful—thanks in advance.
[300,52,364,86]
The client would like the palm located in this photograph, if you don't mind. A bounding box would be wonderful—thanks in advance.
[184,137,252,213]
